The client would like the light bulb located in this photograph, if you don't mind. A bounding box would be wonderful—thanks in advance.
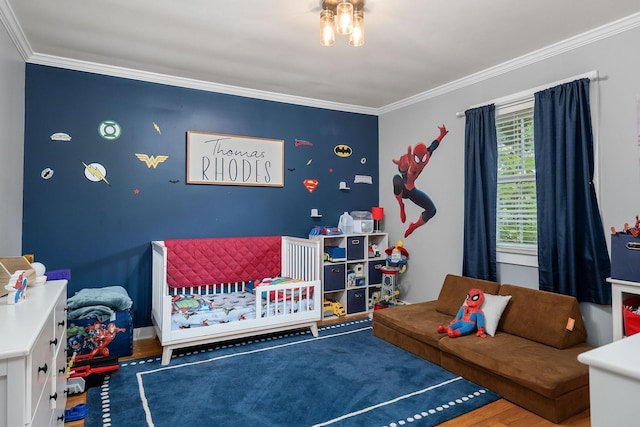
[320,9,335,46]
[349,10,364,46]
[336,0,354,35]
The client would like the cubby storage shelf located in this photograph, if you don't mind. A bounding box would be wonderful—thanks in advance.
[311,233,388,319]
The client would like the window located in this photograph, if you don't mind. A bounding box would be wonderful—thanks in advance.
[495,99,537,255]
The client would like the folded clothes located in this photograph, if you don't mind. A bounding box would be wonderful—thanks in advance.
[68,304,114,322]
[67,285,132,311]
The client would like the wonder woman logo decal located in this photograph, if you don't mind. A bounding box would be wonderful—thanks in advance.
[135,153,169,168]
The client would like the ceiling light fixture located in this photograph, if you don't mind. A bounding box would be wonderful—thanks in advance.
[319,0,365,47]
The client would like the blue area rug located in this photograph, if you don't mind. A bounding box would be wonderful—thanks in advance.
[86,318,499,426]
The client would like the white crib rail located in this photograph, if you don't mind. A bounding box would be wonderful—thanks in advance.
[168,282,248,296]
[281,236,321,281]
[151,241,171,340]
[254,280,319,318]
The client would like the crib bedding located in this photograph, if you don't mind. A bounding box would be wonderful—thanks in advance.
[171,278,314,330]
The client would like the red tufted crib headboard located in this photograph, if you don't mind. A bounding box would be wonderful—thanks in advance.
[164,236,282,288]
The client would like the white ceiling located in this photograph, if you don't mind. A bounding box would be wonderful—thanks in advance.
[3,0,640,113]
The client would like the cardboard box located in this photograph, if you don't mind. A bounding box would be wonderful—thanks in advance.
[611,234,640,283]
[0,257,36,297]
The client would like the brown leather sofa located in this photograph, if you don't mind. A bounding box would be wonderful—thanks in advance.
[372,274,593,423]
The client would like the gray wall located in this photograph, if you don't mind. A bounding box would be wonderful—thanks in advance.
[0,21,24,255]
[379,26,640,346]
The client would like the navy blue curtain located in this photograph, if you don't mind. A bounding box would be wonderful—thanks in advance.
[534,78,611,304]
[463,105,497,281]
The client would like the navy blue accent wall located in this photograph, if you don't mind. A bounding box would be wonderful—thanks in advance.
[23,64,379,327]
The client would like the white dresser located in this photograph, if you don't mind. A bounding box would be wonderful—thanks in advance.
[0,280,68,427]
[578,332,640,426]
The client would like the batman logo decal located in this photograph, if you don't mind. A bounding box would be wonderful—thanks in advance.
[334,144,352,157]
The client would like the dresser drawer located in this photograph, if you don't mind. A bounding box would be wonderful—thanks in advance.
[53,328,67,414]
[31,390,54,427]
[323,264,345,291]
[29,311,55,418]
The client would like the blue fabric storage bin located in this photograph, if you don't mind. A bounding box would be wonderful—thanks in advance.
[347,288,366,313]
[324,264,345,291]
[347,236,364,260]
[368,260,385,286]
[67,308,133,359]
[611,233,640,283]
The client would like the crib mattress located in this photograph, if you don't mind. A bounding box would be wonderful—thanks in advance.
[171,291,314,330]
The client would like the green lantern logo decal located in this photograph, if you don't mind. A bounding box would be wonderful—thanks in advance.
[99,120,121,140]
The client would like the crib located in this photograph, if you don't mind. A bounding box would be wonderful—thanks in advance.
[151,235,321,365]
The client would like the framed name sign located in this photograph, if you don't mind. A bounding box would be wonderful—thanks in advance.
[187,131,284,187]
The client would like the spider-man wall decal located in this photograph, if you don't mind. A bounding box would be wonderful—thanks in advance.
[392,125,448,238]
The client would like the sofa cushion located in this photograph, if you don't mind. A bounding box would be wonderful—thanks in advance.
[435,274,501,316]
[373,301,452,349]
[438,333,593,399]
[498,284,587,348]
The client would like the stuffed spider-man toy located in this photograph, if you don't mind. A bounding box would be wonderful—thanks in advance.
[437,288,487,338]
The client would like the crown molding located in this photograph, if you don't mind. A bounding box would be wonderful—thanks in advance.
[0,0,32,60]
[26,53,379,116]
[2,0,639,117]
[377,12,640,115]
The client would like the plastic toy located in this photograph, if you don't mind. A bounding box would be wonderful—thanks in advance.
[385,240,409,270]
[5,270,28,305]
[375,240,410,307]
[323,299,346,317]
[347,270,356,287]
[322,227,342,236]
[437,288,487,338]
[65,403,89,422]
[368,243,380,257]
[611,215,640,237]
[325,246,346,261]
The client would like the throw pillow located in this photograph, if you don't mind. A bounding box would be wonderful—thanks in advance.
[481,294,512,336]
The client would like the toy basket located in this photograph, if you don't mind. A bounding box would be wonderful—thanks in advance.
[623,297,640,337]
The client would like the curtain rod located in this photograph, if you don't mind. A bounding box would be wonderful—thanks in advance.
[455,70,599,118]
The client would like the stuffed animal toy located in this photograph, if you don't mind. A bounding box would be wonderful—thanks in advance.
[437,288,487,338]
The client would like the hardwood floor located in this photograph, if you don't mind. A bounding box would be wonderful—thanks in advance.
[64,317,591,426]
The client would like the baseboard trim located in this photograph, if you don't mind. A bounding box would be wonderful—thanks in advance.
[133,326,156,341]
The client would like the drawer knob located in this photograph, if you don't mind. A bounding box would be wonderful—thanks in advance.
[59,367,66,374]
[58,320,66,327]
[50,392,58,401]
[58,414,64,422]
[38,363,48,374]
[50,338,58,346]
